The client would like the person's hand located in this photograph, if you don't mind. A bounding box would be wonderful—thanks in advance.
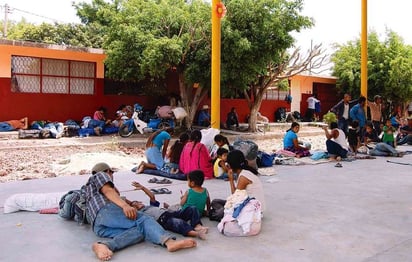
[227,168,234,182]
[122,205,137,220]
[132,181,144,190]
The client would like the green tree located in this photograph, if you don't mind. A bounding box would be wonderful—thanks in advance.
[4,20,103,48]
[96,0,211,127]
[220,0,326,131]
[331,30,412,107]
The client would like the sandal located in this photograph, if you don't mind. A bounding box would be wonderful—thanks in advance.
[335,163,343,168]
[156,178,172,184]
[158,188,172,194]
[150,188,161,194]
[148,177,159,183]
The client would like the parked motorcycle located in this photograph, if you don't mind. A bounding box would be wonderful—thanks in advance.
[118,104,152,137]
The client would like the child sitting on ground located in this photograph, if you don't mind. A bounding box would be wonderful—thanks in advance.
[213,148,229,180]
[347,120,360,155]
[131,182,208,239]
[181,170,211,216]
[382,119,397,148]
[163,132,189,174]
[209,134,231,160]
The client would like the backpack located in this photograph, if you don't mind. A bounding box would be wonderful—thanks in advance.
[256,151,275,167]
[209,199,226,222]
[58,187,89,225]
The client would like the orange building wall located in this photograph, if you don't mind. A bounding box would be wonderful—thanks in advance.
[0,42,155,122]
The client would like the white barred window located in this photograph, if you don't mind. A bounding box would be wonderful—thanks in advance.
[11,56,95,94]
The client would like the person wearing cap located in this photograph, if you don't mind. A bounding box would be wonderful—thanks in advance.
[85,162,196,261]
[197,105,211,127]
[367,95,383,134]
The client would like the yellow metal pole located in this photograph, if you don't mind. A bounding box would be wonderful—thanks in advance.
[361,0,368,99]
[211,0,221,129]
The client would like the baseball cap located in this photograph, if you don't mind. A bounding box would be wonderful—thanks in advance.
[92,162,112,174]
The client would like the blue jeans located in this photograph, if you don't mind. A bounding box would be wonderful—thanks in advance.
[0,122,13,131]
[88,119,105,130]
[158,206,202,236]
[145,147,164,169]
[93,203,173,252]
[45,123,64,138]
[326,140,348,158]
[398,134,412,145]
[369,142,398,156]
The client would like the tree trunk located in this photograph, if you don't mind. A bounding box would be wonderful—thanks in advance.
[248,85,265,132]
[178,71,208,129]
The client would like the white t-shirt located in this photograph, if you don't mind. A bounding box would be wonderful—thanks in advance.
[307,97,319,109]
[332,129,348,151]
[238,170,265,212]
[343,103,349,119]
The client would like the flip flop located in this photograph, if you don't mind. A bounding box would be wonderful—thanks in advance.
[156,178,172,184]
[335,163,343,168]
[158,188,172,194]
[150,188,161,194]
[148,177,159,183]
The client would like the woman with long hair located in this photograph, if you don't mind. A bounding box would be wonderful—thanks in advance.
[179,129,213,179]
[283,122,310,158]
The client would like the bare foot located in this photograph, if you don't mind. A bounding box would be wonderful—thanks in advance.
[92,242,113,261]
[194,225,209,233]
[196,228,207,240]
[136,162,145,174]
[163,202,170,209]
[166,239,197,252]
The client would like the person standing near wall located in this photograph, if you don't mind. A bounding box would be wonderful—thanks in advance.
[305,94,320,122]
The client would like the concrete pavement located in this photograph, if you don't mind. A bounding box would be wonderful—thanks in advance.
[1,143,412,262]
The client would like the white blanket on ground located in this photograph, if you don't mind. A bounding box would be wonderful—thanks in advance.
[3,192,65,214]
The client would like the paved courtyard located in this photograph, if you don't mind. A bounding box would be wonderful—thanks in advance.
[1,143,412,262]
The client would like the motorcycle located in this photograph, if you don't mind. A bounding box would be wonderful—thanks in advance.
[118,104,152,137]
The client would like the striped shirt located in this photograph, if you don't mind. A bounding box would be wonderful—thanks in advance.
[85,172,115,226]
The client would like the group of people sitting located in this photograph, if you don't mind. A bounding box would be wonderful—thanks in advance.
[135,128,239,180]
[85,128,265,260]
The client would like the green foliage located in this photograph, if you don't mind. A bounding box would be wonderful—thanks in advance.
[101,0,211,86]
[4,19,103,48]
[221,0,313,92]
[322,111,337,125]
[331,30,412,103]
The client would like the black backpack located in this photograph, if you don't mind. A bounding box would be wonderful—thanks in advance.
[58,187,89,225]
[209,199,226,222]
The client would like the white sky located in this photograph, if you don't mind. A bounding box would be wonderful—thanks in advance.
[2,0,411,61]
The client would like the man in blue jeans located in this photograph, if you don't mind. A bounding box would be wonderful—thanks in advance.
[85,162,196,261]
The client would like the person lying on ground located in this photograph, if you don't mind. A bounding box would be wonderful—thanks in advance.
[86,162,196,261]
[131,182,208,239]
[31,120,64,139]
[0,117,28,132]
